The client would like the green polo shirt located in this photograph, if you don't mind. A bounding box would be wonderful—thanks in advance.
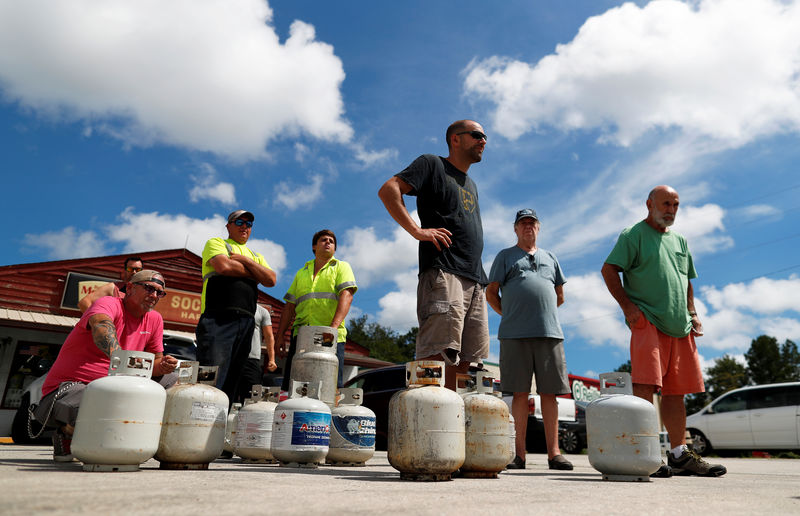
[284,257,357,343]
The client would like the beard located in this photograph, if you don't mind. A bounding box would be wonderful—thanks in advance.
[653,214,675,228]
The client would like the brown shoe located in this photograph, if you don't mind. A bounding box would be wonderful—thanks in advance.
[506,455,526,469]
[668,449,726,477]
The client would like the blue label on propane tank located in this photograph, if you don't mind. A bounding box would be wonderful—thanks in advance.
[332,415,376,447]
[291,412,331,446]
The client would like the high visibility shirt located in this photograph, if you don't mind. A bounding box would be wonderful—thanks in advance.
[284,257,357,343]
[200,237,270,314]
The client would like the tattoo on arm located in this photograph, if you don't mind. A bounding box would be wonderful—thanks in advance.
[92,319,121,358]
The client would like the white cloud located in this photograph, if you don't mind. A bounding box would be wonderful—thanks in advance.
[0,0,352,160]
[273,174,325,211]
[559,272,629,349]
[188,163,236,205]
[738,204,781,220]
[701,275,800,315]
[352,143,399,168]
[463,0,800,146]
[375,271,418,331]
[25,227,107,259]
[673,203,733,255]
[337,219,419,288]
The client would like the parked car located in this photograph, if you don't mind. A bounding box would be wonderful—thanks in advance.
[342,364,406,450]
[559,400,587,454]
[686,382,800,456]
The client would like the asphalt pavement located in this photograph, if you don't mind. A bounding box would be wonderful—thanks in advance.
[1,443,798,515]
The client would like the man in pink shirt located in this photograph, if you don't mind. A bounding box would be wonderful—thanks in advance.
[35,270,178,462]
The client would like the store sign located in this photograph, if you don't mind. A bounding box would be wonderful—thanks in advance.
[61,272,116,310]
[572,379,602,402]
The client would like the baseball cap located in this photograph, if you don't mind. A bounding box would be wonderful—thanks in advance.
[514,209,539,224]
[130,270,165,287]
[227,210,255,223]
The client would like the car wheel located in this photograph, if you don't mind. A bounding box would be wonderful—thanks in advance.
[560,428,583,454]
[689,429,711,457]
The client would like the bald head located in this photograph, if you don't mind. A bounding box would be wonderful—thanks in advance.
[645,185,680,232]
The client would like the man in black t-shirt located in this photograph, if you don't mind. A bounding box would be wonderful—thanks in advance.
[378,120,490,390]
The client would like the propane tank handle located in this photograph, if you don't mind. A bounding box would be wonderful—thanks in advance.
[108,350,155,379]
[406,360,445,387]
[337,387,363,406]
[455,373,476,395]
[197,365,219,386]
[175,360,199,385]
[599,372,633,395]
[476,370,495,394]
[296,325,337,352]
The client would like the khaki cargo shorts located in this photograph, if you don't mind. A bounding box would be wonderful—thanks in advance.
[415,268,490,364]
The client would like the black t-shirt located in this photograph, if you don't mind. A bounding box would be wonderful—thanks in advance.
[396,154,487,284]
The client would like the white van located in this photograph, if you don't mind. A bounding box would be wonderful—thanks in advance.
[686,382,800,455]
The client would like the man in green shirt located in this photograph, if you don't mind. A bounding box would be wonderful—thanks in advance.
[602,185,725,478]
[276,229,357,391]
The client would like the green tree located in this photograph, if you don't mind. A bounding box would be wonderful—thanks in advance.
[745,335,800,384]
[346,314,416,364]
[685,354,749,415]
[615,360,631,373]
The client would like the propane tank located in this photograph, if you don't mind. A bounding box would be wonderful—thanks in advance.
[290,326,339,407]
[155,363,229,469]
[508,413,516,464]
[234,385,280,463]
[388,361,465,481]
[457,371,510,478]
[71,350,167,472]
[222,402,242,458]
[272,381,331,468]
[586,372,661,481]
[326,388,376,466]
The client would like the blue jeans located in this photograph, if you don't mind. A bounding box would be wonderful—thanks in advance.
[195,312,255,405]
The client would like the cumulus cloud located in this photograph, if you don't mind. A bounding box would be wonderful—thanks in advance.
[188,163,236,205]
[337,219,419,288]
[25,227,107,259]
[559,272,629,349]
[463,0,800,146]
[26,208,287,273]
[375,270,418,330]
[273,174,325,211]
[701,275,800,315]
[738,204,781,220]
[352,143,399,168]
[0,0,352,160]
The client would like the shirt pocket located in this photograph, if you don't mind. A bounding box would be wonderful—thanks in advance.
[674,252,689,275]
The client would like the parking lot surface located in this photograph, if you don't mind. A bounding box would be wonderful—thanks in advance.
[1,443,798,515]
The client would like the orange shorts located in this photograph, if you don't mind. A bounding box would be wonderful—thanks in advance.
[629,315,704,396]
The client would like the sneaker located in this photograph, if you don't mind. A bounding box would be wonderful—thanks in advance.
[52,430,74,463]
[668,449,727,477]
[651,461,673,478]
[548,454,573,471]
[506,455,526,470]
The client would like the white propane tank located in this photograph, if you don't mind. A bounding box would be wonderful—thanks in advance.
[458,371,510,478]
[508,413,516,464]
[271,381,331,468]
[71,350,166,472]
[234,385,280,463]
[326,388,376,466]
[387,361,465,481]
[155,363,229,469]
[290,326,339,407]
[223,403,242,457]
[586,372,662,481]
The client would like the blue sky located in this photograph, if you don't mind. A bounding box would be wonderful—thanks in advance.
[2,0,799,379]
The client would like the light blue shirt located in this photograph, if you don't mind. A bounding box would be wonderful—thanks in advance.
[489,245,565,339]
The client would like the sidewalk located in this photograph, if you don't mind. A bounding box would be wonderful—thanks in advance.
[1,443,798,515]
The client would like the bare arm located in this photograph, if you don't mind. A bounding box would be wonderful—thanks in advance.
[88,314,121,357]
[687,280,703,336]
[275,302,296,357]
[208,253,276,288]
[78,282,117,313]
[600,263,642,324]
[555,284,564,307]
[378,176,452,251]
[152,352,179,376]
[330,288,355,331]
[262,324,277,371]
[486,282,502,316]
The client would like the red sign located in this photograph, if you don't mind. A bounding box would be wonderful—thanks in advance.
[155,289,202,326]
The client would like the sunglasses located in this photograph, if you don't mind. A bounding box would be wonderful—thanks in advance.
[135,283,167,298]
[233,219,253,228]
[125,266,143,273]
[456,130,487,141]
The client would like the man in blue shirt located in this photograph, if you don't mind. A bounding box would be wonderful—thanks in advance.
[486,209,572,471]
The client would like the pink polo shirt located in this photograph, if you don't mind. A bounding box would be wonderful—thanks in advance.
[43,296,163,396]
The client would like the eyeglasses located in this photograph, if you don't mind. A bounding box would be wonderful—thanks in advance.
[456,130,487,141]
[233,219,253,228]
[135,283,167,298]
[125,266,143,273]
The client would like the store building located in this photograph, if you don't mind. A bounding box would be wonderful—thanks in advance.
[0,249,388,438]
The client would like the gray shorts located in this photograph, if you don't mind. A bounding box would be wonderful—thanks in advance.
[499,337,570,395]
[34,382,87,428]
[416,268,490,364]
